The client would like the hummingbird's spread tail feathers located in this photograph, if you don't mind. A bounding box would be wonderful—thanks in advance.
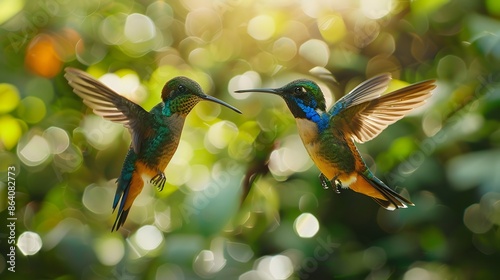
[350,172,414,210]
[112,185,131,232]
[112,208,130,232]
[111,165,147,231]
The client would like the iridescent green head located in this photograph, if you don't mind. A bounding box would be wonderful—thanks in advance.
[235,79,326,119]
[161,77,241,116]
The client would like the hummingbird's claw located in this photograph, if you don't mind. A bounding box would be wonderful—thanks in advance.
[319,173,343,194]
[334,180,342,194]
[330,174,342,194]
[151,172,166,191]
[319,173,331,190]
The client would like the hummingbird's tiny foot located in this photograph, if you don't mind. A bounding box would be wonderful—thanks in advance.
[151,173,166,191]
[319,173,331,189]
[334,179,342,194]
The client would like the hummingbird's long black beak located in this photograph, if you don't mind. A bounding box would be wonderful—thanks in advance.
[202,95,242,114]
[234,88,281,95]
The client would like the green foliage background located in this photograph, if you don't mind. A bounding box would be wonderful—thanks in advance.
[1,0,500,279]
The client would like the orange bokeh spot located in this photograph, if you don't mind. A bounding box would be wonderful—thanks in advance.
[25,34,62,78]
[54,28,84,61]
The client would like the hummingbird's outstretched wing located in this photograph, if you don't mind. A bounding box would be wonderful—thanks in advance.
[329,74,436,143]
[329,74,392,117]
[65,67,151,154]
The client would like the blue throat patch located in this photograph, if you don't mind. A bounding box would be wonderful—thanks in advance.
[293,97,329,132]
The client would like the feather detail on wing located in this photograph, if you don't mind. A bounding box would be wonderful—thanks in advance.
[329,74,392,116]
[347,80,436,143]
[64,67,151,153]
[328,73,436,143]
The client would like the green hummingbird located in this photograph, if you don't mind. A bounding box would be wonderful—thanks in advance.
[65,67,241,231]
[236,74,436,210]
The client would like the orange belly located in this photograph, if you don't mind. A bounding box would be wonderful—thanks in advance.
[304,141,357,186]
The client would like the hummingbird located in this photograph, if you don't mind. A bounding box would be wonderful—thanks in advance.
[65,67,241,231]
[236,74,436,210]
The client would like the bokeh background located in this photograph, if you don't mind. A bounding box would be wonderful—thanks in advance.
[1,0,500,279]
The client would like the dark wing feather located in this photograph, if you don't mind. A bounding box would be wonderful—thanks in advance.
[65,67,151,153]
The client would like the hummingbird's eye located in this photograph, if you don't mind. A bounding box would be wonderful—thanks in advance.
[178,85,186,93]
[294,86,306,94]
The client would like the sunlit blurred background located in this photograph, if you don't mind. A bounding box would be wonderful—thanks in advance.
[1,0,499,279]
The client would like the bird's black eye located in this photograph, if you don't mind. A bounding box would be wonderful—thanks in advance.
[178,85,186,93]
[294,86,306,94]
